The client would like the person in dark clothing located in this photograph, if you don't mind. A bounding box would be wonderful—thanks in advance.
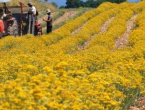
[43,9,53,34]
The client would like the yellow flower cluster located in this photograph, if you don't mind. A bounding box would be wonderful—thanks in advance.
[88,3,135,50]
[40,2,116,46]
[0,1,145,110]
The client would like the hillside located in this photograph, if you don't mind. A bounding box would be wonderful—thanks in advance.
[40,8,92,33]
[0,1,145,110]
[0,0,56,11]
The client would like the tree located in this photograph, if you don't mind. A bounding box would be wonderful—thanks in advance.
[106,0,126,3]
[84,0,100,7]
[66,0,83,8]
[51,2,58,8]
[44,0,48,2]
[59,6,65,9]
[65,0,127,8]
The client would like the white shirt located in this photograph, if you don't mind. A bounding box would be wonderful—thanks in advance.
[29,6,36,15]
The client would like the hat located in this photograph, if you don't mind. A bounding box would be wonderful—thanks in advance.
[46,9,51,13]
[28,2,32,6]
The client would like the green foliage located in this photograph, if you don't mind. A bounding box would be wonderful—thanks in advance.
[66,0,84,8]
[106,0,127,3]
[51,2,58,8]
[65,0,127,8]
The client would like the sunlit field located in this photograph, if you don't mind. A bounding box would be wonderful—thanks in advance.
[0,1,145,109]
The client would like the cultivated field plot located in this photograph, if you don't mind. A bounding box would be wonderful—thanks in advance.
[0,1,145,110]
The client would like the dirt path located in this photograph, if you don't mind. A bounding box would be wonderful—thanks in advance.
[53,10,77,26]
[71,23,87,35]
[114,14,145,110]
[38,15,48,24]
[42,10,78,32]
[78,17,114,50]
[115,14,138,49]
[128,95,145,110]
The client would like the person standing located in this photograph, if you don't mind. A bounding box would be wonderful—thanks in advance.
[26,2,36,19]
[26,2,36,34]
[43,9,53,34]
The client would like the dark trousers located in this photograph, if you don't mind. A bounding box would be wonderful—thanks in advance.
[47,25,52,33]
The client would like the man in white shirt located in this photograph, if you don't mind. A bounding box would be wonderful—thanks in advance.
[26,2,36,34]
[26,2,36,19]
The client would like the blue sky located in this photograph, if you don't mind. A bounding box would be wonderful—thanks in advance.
[41,0,140,7]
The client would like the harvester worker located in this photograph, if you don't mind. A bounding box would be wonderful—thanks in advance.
[43,9,53,34]
[26,2,37,34]
[26,2,36,19]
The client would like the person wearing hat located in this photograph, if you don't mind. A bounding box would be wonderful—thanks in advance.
[26,2,36,19]
[43,9,53,34]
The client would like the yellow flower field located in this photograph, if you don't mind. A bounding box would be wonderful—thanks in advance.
[0,1,145,110]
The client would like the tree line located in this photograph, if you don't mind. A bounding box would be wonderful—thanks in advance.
[65,0,127,8]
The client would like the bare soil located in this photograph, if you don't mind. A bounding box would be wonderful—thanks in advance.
[42,10,77,32]
[53,10,77,26]
[78,17,114,50]
[115,14,138,49]
[128,96,145,110]
[71,22,87,35]
[38,14,48,24]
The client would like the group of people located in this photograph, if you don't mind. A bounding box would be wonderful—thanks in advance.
[26,2,53,34]
[0,2,53,34]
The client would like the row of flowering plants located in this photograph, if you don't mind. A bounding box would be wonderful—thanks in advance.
[39,2,116,46]
[47,4,120,55]
[0,1,145,110]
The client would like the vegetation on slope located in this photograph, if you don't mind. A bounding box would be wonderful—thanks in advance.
[0,0,56,11]
[65,0,127,8]
[0,1,145,110]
